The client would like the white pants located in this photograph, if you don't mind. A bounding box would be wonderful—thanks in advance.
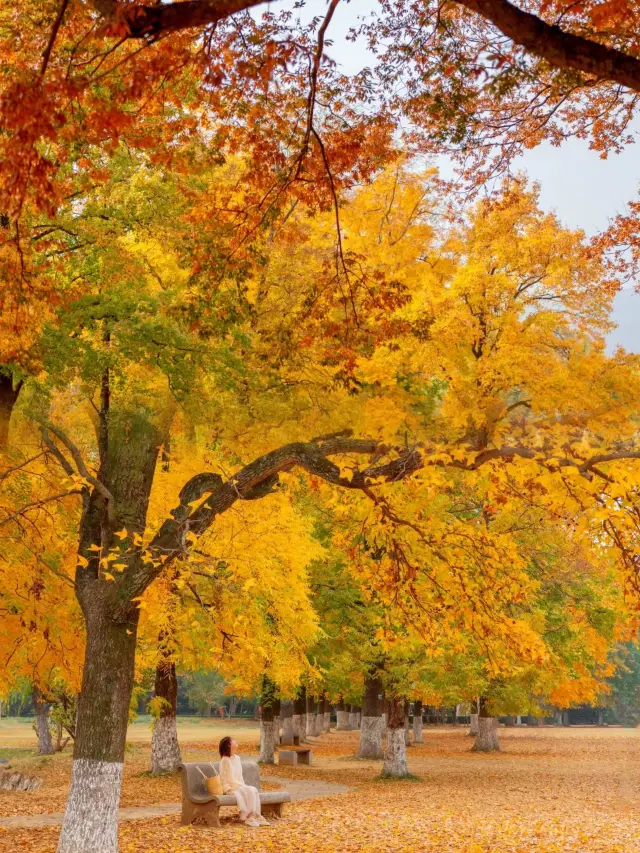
[233,784,261,819]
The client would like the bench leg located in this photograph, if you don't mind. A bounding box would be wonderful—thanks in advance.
[181,801,195,826]
[263,802,284,821]
[204,804,221,828]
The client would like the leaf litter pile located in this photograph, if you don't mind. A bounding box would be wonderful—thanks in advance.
[1,727,639,852]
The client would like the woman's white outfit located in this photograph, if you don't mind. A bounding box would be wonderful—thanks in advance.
[219,755,262,820]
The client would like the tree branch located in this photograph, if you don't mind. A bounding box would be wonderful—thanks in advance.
[43,422,115,516]
[454,0,640,93]
[40,0,70,76]
[95,0,273,39]
[107,434,640,620]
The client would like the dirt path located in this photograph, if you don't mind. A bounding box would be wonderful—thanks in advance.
[0,776,352,829]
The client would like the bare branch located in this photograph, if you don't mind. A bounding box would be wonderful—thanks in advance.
[41,0,70,76]
[43,422,115,514]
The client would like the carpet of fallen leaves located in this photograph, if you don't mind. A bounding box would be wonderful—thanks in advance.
[1,726,639,852]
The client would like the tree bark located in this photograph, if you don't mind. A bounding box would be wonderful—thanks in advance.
[293,687,306,743]
[150,660,181,774]
[259,678,277,764]
[322,697,331,732]
[0,372,22,447]
[348,703,359,730]
[336,697,350,731]
[357,674,383,758]
[306,695,316,738]
[382,696,408,777]
[454,0,640,94]
[412,700,423,744]
[33,687,55,756]
[404,700,411,746]
[473,697,500,752]
[280,699,294,744]
[57,610,139,853]
[313,695,324,736]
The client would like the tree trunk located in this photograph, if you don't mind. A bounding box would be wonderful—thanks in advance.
[322,697,331,732]
[33,687,55,756]
[357,674,384,758]
[259,679,277,764]
[336,697,350,731]
[0,373,22,447]
[382,696,408,777]
[469,713,479,736]
[150,660,181,774]
[305,695,316,738]
[280,700,294,744]
[348,704,359,730]
[57,611,139,853]
[404,700,411,746]
[412,700,423,743]
[293,687,306,743]
[473,697,500,753]
[313,696,324,736]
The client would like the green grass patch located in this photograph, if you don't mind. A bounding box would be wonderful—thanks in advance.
[373,772,422,783]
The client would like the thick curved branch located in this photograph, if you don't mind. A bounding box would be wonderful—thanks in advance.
[108,433,640,620]
[454,0,640,92]
[93,0,272,38]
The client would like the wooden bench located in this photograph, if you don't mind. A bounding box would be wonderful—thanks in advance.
[178,760,291,827]
[277,747,312,767]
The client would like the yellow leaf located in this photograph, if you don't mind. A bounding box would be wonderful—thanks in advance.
[103,573,116,582]
[114,528,128,540]
[76,555,89,567]
[88,544,101,552]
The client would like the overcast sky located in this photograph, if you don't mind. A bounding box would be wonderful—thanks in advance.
[265,0,640,352]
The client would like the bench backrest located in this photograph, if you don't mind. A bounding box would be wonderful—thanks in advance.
[179,760,262,799]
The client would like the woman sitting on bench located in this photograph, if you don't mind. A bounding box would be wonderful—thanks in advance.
[218,736,269,828]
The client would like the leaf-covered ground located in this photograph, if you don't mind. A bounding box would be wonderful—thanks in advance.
[1,725,639,852]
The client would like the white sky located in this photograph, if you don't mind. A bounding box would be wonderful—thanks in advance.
[262,0,640,352]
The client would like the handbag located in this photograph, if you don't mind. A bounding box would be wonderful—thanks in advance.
[197,764,223,796]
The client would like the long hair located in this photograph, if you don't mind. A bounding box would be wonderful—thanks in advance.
[219,736,232,758]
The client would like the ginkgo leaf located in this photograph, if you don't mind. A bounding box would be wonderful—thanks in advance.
[114,528,128,540]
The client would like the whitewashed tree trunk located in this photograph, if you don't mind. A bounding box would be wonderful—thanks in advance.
[348,706,359,729]
[323,709,331,732]
[150,658,181,774]
[293,689,307,743]
[57,759,123,853]
[473,716,500,752]
[34,689,55,756]
[382,697,408,777]
[306,711,315,737]
[357,716,384,758]
[313,712,323,736]
[150,716,182,774]
[292,714,304,741]
[469,713,479,736]
[412,709,423,744]
[336,709,350,730]
[259,720,276,763]
[404,702,411,746]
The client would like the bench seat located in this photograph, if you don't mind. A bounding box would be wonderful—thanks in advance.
[179,760,291,827]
